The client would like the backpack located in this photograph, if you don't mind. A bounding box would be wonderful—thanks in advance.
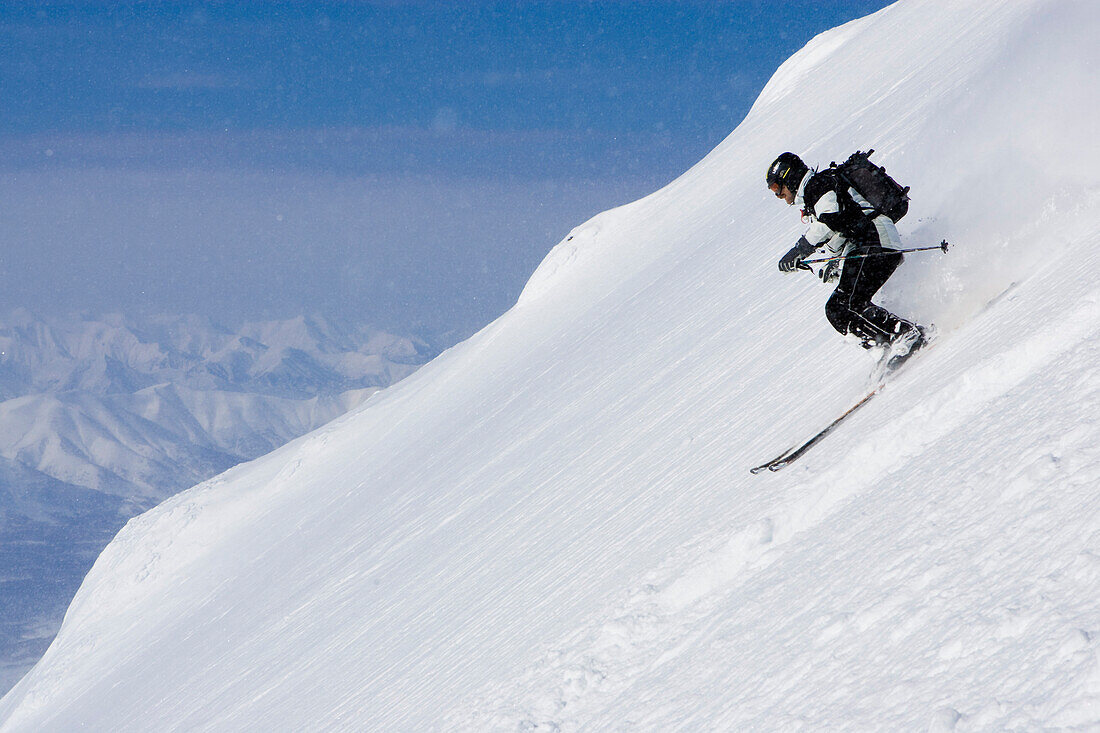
[832,149,910,222]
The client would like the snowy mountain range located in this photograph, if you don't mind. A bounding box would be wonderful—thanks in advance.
[0,311,430,692]
[2,0,1099,730]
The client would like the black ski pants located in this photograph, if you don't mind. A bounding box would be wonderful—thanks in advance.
[824,245,912,347]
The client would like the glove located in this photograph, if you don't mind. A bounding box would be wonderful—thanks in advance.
[778,236,816,273]
[818,258,840,284]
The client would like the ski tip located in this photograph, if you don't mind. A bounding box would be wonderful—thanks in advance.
[750,460,788,475]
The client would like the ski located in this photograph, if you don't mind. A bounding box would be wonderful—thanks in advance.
[750,327,939,475]
[750,388,881,474]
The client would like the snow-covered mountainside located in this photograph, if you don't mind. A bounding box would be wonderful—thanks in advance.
[0,312,429,693]
[0,310,427,400]
[3,0,1099,729]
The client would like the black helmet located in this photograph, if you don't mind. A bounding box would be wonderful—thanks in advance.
[765,152,808,192]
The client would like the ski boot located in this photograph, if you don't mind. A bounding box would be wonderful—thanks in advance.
[883,324,932,373]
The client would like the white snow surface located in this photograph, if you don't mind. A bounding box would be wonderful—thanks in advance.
[3,0,1100,729]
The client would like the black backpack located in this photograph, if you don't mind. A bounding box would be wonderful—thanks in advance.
[833,149,910,222]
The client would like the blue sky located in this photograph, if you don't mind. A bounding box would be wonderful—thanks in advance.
[0,1,892,341]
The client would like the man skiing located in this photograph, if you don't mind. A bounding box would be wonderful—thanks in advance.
[766,151,927,364]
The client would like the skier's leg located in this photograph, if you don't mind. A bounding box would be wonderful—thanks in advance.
[827,217,926,353]
[824,289,861,339]
[827,295,909,348]
[857,303,919,343]
[846,244,902,302]
[863,216,928,353]
[825,244,905,347]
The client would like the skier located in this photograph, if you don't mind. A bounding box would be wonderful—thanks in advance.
[766,151,927,363]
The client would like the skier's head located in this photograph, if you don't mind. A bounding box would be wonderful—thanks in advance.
[766,152,807,204]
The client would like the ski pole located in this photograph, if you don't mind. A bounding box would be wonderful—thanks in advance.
[800,239,950,267]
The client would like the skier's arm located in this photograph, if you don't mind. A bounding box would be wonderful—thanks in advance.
[779,176,845,274]
[802,190,841,249]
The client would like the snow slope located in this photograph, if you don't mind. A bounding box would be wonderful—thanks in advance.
[3,0,1099,729]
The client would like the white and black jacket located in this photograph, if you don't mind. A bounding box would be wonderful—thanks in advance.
[792,168,902,281]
